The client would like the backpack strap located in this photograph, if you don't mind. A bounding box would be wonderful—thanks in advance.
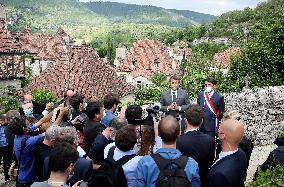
[116,154,136,167]
[173,156,188,169]
[107,146,116,160]
[151,153,188,170]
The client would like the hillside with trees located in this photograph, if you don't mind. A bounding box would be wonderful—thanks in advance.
[134,0,284,102]
[2,0,215,35]
[82,1,216,27]
[170,0,284,45]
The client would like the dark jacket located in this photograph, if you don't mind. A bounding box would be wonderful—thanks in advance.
[43,157,93,186]
[177,130,215,187]
[197,91,225,134]
[258,137,284,173]
[83,119,104,153]
[206,149,247,187]
[34,137,52,181]
[32,101,46,118]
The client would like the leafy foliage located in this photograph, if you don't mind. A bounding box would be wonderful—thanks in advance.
[134,85,167,105]
[248,165,284,187]
[0,96,19,115]
[32,89,59,104]
[151,73,168,87]
[226,14,284,89]
[170,0,284,45]
[191,42,229,59]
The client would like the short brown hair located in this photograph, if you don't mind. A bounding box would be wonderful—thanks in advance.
[185,104,204,127]
[169,75,180,81]
[158,116,180,144]
[104,94,120,110]
[115,125,137,151]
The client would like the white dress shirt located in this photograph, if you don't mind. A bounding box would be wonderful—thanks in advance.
[212,148,238,167]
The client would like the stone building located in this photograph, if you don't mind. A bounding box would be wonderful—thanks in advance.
[22,44,134,100]
[0,18,27,94]
[14,26,71,77]
[115,39,191,86]
[0,5,133,99]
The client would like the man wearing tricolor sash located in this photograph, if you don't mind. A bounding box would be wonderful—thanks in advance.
[197,77,225,138]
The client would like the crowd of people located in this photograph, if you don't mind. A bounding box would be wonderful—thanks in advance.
[0,76,283,187]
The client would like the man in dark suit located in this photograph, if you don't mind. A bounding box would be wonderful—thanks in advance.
[177,104,215,187]
[206,119,247,187]
[197,77,225,138]
[160,75,190,134]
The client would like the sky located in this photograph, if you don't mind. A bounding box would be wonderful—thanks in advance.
[80,0,267,16]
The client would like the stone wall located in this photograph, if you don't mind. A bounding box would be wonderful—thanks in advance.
[224,86,284,146]
[0,79,21,95]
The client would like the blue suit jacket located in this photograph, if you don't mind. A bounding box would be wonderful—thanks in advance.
[206,149,247,187]
[197,91,225,132]
[160,88,190,117]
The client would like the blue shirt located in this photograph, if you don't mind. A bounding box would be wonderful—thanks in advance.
[104,142,142,187]
[101,110,117,127]
[14,134,43,183]
[136,148,200,187]
[0,125,8,147]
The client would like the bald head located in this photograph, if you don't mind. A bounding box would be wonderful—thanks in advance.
[158,115,180,144]
[66,90,75,97]
[24,94,32,103]
[221,119,244,146]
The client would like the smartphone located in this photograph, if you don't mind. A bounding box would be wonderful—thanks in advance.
[79,181,88,187]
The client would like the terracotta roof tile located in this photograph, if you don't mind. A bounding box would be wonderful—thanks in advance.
[0,19,24,53]
[22,45,134,99]
[213,47,241,69]
[118,39,175,79]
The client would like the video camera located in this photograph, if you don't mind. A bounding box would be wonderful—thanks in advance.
[143,103,161,127]
[145,103,161,118]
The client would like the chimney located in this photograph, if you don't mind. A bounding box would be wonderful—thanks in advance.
[0,18,6,30]
[0,4,6,30]
[0,4,5,19]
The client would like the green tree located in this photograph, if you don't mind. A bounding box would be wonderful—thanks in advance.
[0,96,19,115]
[151,73,167,86]
[248,165,284,187]
[227,15,284,89]
[32,89,59,104]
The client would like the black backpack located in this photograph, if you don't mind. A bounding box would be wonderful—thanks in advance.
[90,146,136,187]
[151,154,190,187]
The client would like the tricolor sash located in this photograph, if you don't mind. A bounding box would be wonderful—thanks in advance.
[203,91,219,131]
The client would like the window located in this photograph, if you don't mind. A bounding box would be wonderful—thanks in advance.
[154,58,160,68]
[131,58,136,66]
[136,80,142,88]
[7,63,13,69]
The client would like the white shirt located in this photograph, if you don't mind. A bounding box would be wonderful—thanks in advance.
[212,148,239,167]
[185,127,199,133]
[169,89,181,111]
[207,90,215,99]
[171,89,178,101]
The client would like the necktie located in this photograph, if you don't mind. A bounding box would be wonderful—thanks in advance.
[172,92,177,102]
